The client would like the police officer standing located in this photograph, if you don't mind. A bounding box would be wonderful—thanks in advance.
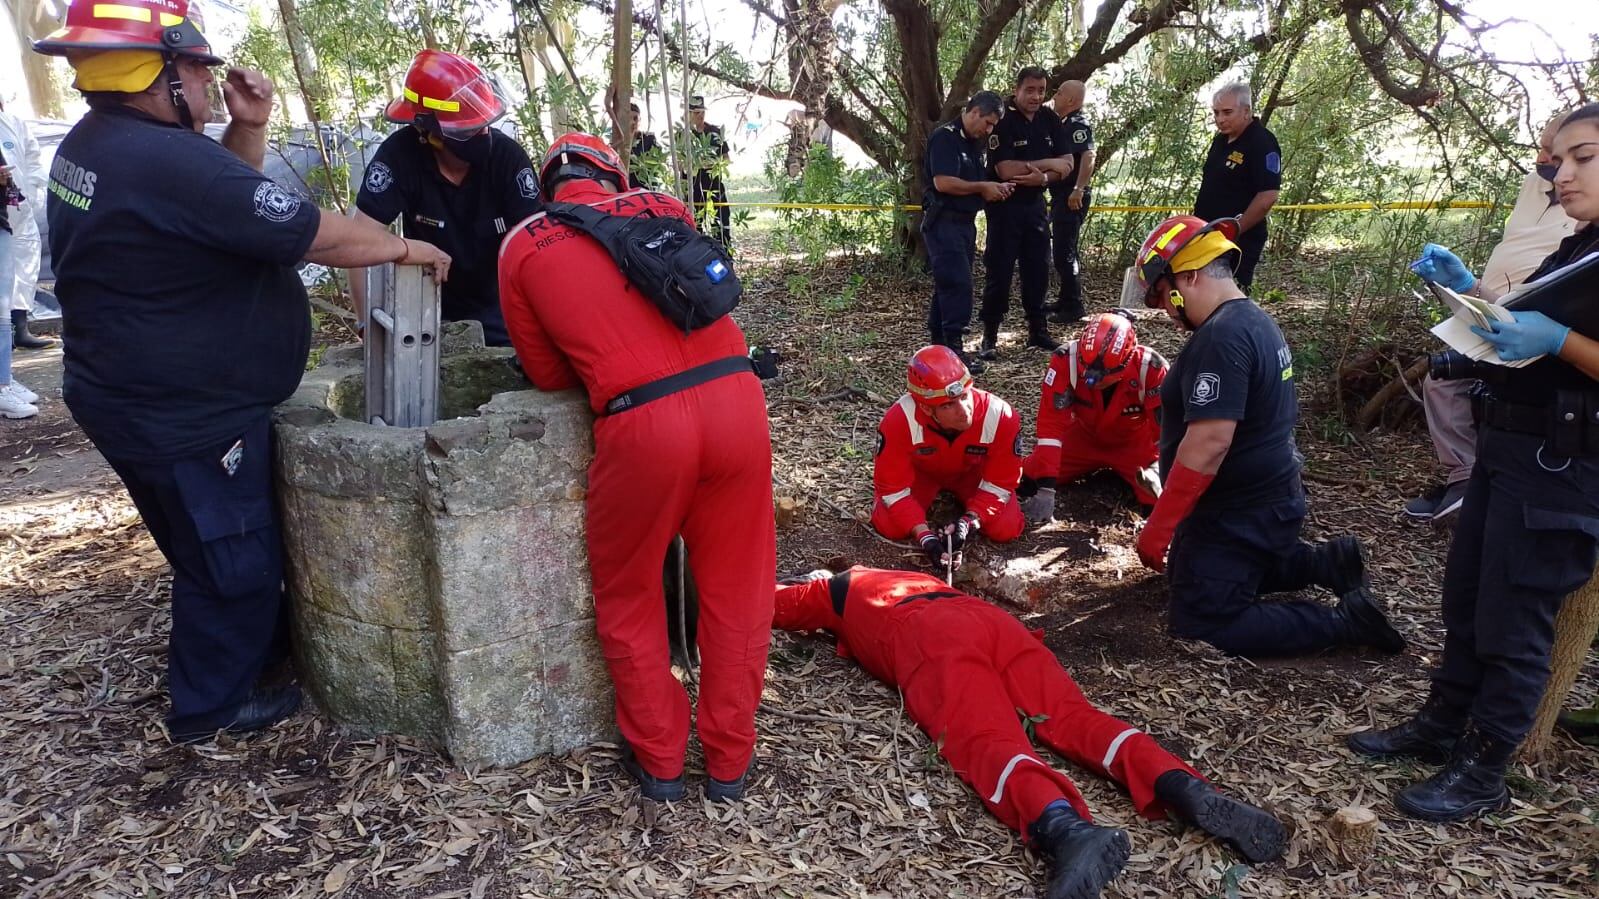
[1048,79,1096,324]
[1348,104,1599,823]
[33,0,451,742]
[979,67,1073,359]
[628,102,664,189]
[1129,215,1404,658]
[1193,83,1280,290]
[683,96,732,249]
[922,91,1011,372]
[349,49,542,347]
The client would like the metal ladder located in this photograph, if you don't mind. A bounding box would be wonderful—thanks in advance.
[363,263,441,428]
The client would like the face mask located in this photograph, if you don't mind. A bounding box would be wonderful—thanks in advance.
[1536,162,1559,184]
[441,129,493,168]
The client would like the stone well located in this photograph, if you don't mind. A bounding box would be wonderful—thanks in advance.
[272,323,614,766]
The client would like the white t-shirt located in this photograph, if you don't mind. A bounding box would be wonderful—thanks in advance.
[1482,171,1577,295]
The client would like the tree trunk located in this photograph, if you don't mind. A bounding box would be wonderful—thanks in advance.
[1521,568,1599,759]
[783,0,838,177]
[610,0,632,164]
[9,0,68,118]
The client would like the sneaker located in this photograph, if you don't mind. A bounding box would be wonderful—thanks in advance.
[1431,481,1468,520]
[0,391,38,419]
[6,381,39,404]
[619,743,687,802]
[1404,484,1446,519]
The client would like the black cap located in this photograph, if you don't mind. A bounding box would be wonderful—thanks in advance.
[688,95,706,110]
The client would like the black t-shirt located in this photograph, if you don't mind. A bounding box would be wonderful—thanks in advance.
[1193,118,1282,232]
[1159,299,1301,511]
[923,118,989,215]
[1049,110,1095,201]
[356,127,542,321]
[1489,227,1599,405]
[986,101,1066,206]
[630,131,661,188]
[46,105,321,463]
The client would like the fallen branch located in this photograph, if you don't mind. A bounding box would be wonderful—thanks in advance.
[1355,356,1429,432]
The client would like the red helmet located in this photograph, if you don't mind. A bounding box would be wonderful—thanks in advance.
[540,132,629,195]
[907,345,973,416]
[385,50,507,138]
[33,0,221,64]
[1134,215,1241,307]
[1076,312,1139,388]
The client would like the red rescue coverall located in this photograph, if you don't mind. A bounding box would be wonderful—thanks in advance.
[871,388,1024,542]
[1023,345,1166,505]
[774,567,1201,834]
[498,183,775,782]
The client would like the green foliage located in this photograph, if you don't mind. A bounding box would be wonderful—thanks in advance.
[764,144,902,262]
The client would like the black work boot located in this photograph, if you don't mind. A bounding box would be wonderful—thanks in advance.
[977,323,1000,361]
[705,758,755,803]
[1026,321,1062,352]
[11,310,55,350]
[1153,770,1287,864]
[171,684,303,743]
[619,744,687,801]
[1394,727,1515,822]
[943,331,984,375]
[1028,801,1130,899]
[1318,536,1367,597]
[1346,694,1466,763]
[1334,588,1406,654]
[1049,299,1087,325]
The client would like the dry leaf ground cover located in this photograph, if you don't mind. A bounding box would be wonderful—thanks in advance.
[1,244,1596,898]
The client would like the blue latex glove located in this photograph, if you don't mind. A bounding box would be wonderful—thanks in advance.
[1409,243,1476,293]
[1470,310,1571,361]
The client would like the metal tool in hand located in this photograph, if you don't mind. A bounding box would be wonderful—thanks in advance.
[944,531,959,584]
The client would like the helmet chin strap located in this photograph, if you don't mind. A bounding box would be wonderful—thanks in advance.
[1167,287,1195,331]
[162,54,196,130]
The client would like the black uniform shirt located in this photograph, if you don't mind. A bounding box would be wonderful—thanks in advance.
[1159,299,1302,511]
[1049,110,1095,201]
[924,118,988,215]
[630,131,661,188]
[1492,228,1599,405]
[1194,118,1282,227]
[46,104,321,463]
[986,101,1066,206]
[683,124,730,182]
[356,127,542,322]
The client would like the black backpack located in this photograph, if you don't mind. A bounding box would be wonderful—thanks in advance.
[543,201,741,332]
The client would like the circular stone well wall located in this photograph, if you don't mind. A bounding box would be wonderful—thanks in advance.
[273,323,613,766]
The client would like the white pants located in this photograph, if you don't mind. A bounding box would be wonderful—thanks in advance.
[7,200,40,314]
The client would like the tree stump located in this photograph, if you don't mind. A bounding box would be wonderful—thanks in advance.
[1522,566,1599,759]
[1326,806,1379,863]
[775,495,803,529]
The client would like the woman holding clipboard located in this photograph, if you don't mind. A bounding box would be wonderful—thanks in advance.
[1348,104,1599,822]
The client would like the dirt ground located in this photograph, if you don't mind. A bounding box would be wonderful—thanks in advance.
[2,249,1596,899]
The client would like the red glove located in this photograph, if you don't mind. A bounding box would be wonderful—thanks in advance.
[1135,462,1215,573]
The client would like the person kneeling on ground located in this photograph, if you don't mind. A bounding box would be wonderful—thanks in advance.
[774,566,1287,899]
[1130,215,1406,657]
[872,345,1024,566]
[1020,310,1166,521]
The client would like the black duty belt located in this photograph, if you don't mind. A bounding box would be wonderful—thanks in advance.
[1481,393,1599,457]
[1480,397,1549,437]
[604,355,754,415]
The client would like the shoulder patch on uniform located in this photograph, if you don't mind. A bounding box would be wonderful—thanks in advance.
[252,182,302,223]
[1266,151,1281,174]
[1190,372,1221,406]
[1073,129,1088,144]
[516,167,539,199]
[364,161,393,194]
[988,134,1000,150]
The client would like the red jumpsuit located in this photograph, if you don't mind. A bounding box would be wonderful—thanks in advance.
[498,182,775,783]
[1022,344,1167,505]
[871,388,1024,542]
[774,567,1201,834]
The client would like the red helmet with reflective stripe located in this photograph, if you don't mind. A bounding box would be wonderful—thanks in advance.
[385,50,507,138]
[540,132,629,195]
[1134,215,1241,307]
[33,0,221,64]
[907,345,973,416]
[1076,311,1138,388]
